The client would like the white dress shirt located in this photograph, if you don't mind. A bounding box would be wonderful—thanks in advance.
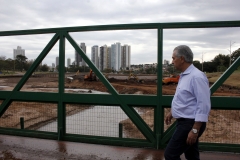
[171,64,211,122]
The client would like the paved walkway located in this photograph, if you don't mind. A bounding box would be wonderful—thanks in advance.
[0,134,239,160]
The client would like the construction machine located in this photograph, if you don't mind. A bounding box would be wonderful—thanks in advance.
[128,73,139,81]
[84,70,97,81]
[75,70,80,76]
[128,72,144,83]
[162,74,180,84]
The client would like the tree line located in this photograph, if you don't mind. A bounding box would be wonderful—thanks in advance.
[0,55,49,73]
[165,48,240,74]
[1,48,240,74]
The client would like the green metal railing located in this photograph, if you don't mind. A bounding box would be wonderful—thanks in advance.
[0,21,240,152]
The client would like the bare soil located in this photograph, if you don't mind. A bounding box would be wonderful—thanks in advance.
[0,76,240,143]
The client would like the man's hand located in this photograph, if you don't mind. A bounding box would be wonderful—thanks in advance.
[165,112,173,125]
[186,130,198,145]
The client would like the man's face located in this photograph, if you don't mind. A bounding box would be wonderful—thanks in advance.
[172,50,184,71]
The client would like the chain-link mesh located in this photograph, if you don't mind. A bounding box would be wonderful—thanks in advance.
[21,74,59,92]
[200,110,240,144]
[0,101,57,132]
[65,105,153,139]
[120,107,154,139]
[163,108,240,144]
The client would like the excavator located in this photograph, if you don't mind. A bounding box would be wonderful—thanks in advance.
[84,70,97,81]
[128,72,144,83]
[128,73,139,81]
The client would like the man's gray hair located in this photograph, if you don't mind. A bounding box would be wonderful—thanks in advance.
[173,45,193,63]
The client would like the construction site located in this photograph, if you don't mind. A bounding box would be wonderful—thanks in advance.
[1,71,240,141]
[0,70,240,159]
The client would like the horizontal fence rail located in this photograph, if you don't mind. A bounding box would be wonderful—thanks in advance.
[0,20,240,152]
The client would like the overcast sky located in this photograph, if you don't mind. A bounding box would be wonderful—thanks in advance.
[0,0,240,66]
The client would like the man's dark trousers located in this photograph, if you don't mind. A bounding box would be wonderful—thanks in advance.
[164,119,206,160]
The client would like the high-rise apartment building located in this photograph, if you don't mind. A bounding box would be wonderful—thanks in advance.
[111,44,117,71]
[13,46,25,60]
[56,57,59,67]
[107,47,111,69]
[91,45,99,69]
[0,56,6,60]
[164,59,169,65]
[116,42,121,70]
[121,45,131,69]
[99,45,108,71]
[75,43,86,66]
[80,43,87,66]
[110,42,121,71]
[88,42,130,71]
[67,58,71,67]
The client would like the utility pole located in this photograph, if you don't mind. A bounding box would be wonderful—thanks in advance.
[228,40,236,67]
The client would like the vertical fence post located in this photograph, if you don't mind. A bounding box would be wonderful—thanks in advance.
[119,123,123,138]
[20,117,24,129]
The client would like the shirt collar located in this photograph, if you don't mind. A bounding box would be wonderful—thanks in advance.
[181,64,194,76]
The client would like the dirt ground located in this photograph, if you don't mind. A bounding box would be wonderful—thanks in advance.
[0,76,240,144]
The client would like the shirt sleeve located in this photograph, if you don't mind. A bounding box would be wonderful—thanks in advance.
[192,76,211,122]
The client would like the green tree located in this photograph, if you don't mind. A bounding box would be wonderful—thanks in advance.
[16,55,28,72]
[193,60,201,70]
[203,61,217,72]
[23,61,34,71]
[40,64,50,72]
[212,54,230,68]
[231,48,240,64]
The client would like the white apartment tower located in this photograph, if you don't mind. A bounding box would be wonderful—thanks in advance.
[111,42,121,71]
[91,45,99,69]
[111,44,117,71]
[116,42,121,70]
[13,46,25,60]
[67,58,71,67]
[121,45,131,69]
[56,57,59,67]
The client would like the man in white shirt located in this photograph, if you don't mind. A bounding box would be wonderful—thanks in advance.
[164,45,211,160]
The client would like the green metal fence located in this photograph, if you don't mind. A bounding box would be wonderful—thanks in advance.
[0,21,240,152]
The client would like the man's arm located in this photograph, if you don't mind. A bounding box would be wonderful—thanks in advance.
[165,110,173,125]
[186,122,202,145]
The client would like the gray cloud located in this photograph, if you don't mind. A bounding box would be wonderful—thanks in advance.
[0,0,240,65]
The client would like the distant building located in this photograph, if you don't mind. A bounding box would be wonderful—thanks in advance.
[107,47,111,69]
[99,45,108,71]
[91,45,99,69]
[56,57,59,67]
[164,59,170,65]
[111,44,117,71]
[0,56,6,60]
[111,42,121,71]
[67,58,71,67]
[116,42,121,70]
[75,43,86,66]
[80,43,87,66]
[121,44,131,69]
[13,46,25,60]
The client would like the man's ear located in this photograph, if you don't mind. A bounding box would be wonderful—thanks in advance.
[180,56,185,62]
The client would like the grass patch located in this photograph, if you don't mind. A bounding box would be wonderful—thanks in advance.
[207,69,240,88]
